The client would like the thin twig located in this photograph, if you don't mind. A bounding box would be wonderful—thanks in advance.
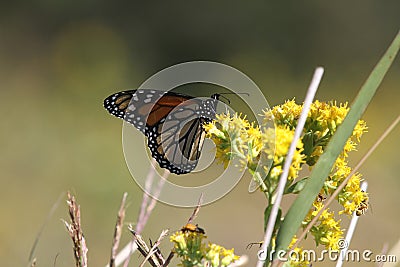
[132,170,169,258]
[163,252,175,267]
[28,192,65,265]
[120,243,137,266]
[376,242,389,267]
[292,114,400,250]
[63,192,88,267]
[187,193,204,224]
[137,158,157,234]
[128,226,161,267]
[110,166,170,267]
[152,241,166,267]
[256,67,324,267]
[109,193,128,267]
[139,229,169,267]
[382,238,400,267]
[29,258,36,267]
[54,254,60,267]
[140,169,169,228]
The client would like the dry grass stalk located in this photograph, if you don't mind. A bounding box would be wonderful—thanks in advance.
[119,168,170,267]
[63,192,88,267]
[109,192,128,267]
[163,251,175,267]
[29,193,65,266]
[128,225,165,267]
[384,239,400,267]
[187,193,203,224]
[136,159,157,234]
[376,243,389,267]
[139,229,170,267]
[29,258,37,267]
[137,169,169,234]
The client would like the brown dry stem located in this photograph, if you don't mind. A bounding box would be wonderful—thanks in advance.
[63,192,88,267]
[109,192,128,267]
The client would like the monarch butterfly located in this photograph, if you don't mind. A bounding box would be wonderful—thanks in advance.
[104,89,220,174]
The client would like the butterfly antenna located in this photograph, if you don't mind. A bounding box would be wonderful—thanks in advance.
[217,94,231,104]
[217,92,250,104]
[219,92,250,97]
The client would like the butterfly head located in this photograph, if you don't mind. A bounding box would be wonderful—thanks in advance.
[211,93,231,104]
[211,93,221,100]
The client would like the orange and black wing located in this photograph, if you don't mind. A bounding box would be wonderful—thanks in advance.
[104,89,218,174]
[104,89,194,133]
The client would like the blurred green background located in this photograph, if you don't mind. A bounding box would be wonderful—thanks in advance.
[1,1,399,266]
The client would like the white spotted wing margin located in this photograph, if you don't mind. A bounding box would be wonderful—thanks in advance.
[103,89,219,175]
[103,89,167,133]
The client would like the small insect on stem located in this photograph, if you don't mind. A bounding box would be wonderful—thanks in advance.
[355,198,369,216]
[181,223,206,234]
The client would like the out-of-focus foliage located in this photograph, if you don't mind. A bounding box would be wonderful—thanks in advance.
[0,2,398,266]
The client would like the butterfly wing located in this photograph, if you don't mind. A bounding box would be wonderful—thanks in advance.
[146,107,212,174]
[104,89,217,174]
[104,89,186,133]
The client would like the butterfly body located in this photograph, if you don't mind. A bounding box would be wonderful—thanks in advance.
[104,89,219,174]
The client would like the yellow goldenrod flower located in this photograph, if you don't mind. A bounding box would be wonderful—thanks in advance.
[220,248,239,267]
[204,99,368,255]
[170,232,188,251]
[205,243,240,267]
[206,243,222,267]
[353,120,368,141]
[171,228,239,267]
[287,236,311,266]
[338,173,368,215]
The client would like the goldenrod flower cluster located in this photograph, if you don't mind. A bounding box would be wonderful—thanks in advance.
[286,237,311,267]
[204,99,368,254]
[204,112,305,196]
[303,201,344,250]
[170,230,239,267]
[272,99,369,205]
[203,113,252,169]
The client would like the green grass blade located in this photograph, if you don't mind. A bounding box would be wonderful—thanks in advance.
[274,30,400,255]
